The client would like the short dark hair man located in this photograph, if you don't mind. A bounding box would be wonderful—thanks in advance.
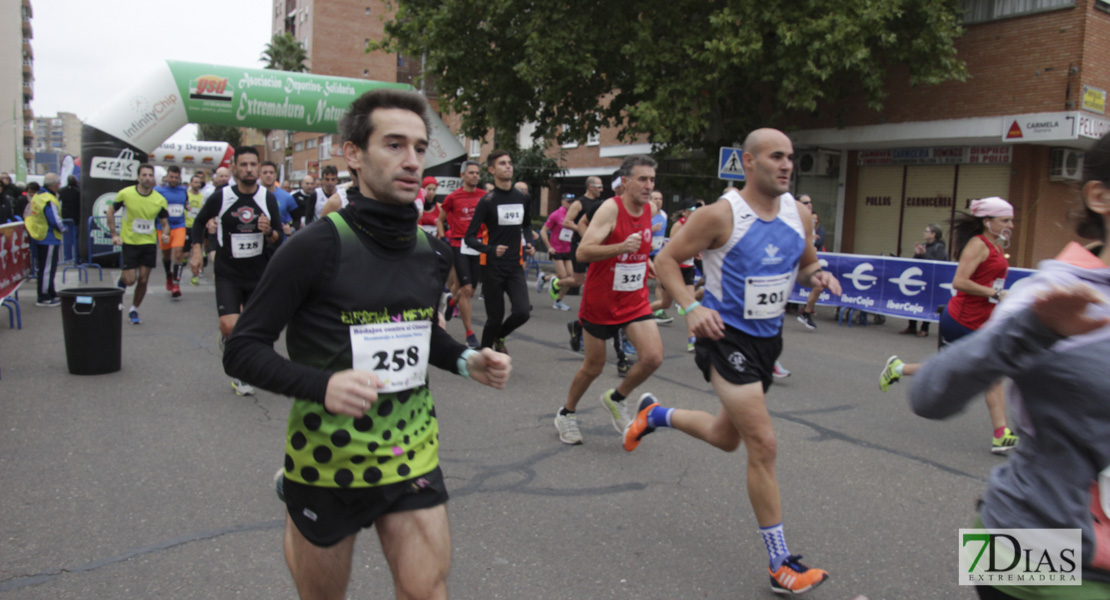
[313,164,346,220]
[154,165,189,297]
[224,88,511,600]
[188,146,284,396]
[260,160,299,235]
[106,165,171,321]
[463,150,535,352]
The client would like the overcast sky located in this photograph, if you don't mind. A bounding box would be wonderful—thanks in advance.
[32,0,272,142]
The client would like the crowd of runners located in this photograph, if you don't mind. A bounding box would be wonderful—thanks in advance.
[63,87,1110,600]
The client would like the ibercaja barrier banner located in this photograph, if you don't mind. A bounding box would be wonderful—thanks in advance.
[0,222,31,300]
[788,253,1036,322]
[79,61,467,261]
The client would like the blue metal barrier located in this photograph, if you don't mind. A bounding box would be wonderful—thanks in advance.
[79,215,119,278]
[60,218,93,283]
[788,252,1035,323]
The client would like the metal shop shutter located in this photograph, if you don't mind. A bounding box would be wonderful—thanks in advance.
[853,166,904,256]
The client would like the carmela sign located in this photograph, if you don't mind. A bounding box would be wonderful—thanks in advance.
[858,146,1012,167]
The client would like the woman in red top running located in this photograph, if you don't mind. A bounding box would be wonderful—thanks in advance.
[879,196,1019,454]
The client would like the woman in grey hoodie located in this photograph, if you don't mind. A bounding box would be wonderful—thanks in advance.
[910,132,1110,600]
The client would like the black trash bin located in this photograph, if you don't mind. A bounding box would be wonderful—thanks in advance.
[59,287,124,375]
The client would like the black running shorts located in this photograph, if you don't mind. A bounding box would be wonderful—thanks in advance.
[570,240,588,274]
[214,276,257,317]
[660,265,695,292]
[121,243,158,270]
[694,324,782,393]
[452,246,481,287]
[284,466,449,548]
[580,313,653,341]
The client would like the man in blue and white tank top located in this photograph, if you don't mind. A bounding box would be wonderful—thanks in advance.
[622,128,841,596]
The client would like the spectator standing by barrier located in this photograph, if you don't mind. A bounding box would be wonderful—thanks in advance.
[59,175,80,224]
[901,223,948,337]
[25,173,65,306]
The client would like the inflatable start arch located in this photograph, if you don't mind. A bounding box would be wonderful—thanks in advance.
[79,60,465,260]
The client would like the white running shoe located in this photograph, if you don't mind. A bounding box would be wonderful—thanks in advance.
[600,389,631,433]
[554,411,583,445]
[273,467,285,502]
[773,361,791,379]
[233,379,255,396]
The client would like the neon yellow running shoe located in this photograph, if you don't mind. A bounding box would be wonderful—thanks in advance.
[992,428,1019,454]
[879,355,903,392]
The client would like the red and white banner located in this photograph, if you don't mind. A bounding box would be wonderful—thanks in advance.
[0,222,31,300]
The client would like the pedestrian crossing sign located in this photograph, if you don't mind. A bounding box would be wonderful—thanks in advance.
[719,147,745,181]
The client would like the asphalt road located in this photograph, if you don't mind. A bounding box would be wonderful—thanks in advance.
[0,267,1003,599]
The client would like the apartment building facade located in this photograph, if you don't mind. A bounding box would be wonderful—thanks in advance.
[268,0,435,183]
[1,0,35,176]
[788,0,1110,267]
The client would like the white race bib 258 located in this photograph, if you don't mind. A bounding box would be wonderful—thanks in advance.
[557,226,574,243]
[350,321,431,393]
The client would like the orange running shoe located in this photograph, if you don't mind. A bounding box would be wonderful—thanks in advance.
[769,554,829,595]
[622,394,659,452]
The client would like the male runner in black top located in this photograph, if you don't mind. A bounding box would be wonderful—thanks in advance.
[189,146,283,396]
[224,88,510,600]
[463,150,535,352]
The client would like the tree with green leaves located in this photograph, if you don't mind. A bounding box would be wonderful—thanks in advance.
[377,0,966,156]
[261,33,309,73]
[506,142,565,202]
[197,124,242,148]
